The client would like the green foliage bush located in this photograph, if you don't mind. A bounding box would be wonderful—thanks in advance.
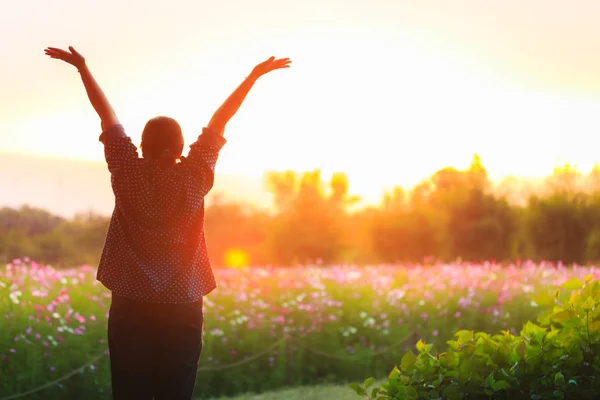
[351,276,600,399]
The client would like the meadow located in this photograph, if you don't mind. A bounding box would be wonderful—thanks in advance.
[1,259,598,399]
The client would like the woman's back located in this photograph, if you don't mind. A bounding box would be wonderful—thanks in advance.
[97,124,226,303]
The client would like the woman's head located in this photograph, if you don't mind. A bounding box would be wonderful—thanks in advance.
[140,116,184,167]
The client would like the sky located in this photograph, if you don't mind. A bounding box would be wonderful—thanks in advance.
[2,0,600,203]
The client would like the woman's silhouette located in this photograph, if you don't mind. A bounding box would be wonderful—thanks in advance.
[44,45,291,399]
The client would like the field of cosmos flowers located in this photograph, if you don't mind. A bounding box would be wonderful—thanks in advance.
[1,259,599,399]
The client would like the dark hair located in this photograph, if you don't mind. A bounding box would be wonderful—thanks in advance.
[140,116,184,167]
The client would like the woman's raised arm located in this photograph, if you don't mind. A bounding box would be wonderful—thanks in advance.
[45,46,119,130]
[207,56,291,136]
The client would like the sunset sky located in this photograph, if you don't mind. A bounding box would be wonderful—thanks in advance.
[2,0,600,202]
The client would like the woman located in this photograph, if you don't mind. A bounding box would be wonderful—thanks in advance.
[44,45,291,399]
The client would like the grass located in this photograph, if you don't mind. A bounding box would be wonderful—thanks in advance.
[204,381,382,400]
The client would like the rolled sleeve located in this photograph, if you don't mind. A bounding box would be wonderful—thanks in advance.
[100,124,139,175]
[191,127,227,151]
[181,127,227,196]
[99,124,127,144]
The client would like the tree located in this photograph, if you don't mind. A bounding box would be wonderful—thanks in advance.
[545,164,582,195]
[525,193,589,264]
[0,230,35,263]
[370,207,437,263]
[0,205,64,235]
[264,170,353,265]
[448,190,516,261]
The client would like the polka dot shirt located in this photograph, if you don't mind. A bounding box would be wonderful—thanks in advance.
[96,124,226,304]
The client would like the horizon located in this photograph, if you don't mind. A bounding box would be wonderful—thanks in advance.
[0,149,595,219]
[3,0,600,212]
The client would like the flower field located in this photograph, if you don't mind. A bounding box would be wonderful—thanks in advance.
[1,259,599,399]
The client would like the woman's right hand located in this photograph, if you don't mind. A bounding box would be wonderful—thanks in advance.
[44,46,87,70]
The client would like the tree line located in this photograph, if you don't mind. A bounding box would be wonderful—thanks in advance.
[2,155,600,268]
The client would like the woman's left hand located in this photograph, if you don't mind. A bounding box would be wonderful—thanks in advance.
[44,46,86,70]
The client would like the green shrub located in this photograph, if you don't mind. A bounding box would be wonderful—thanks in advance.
[351,275,600,399]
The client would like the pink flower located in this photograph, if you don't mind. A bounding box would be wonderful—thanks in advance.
[455,311,461,318]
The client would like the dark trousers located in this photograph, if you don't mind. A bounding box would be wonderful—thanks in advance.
[107,295,204,400]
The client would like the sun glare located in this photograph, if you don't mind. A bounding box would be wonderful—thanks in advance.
[4,26,600,202]
[224,248,250,269]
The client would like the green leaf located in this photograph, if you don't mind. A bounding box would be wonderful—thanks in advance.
[458,359,476,384]
[533,293,555,307]
[584,274,594,284]
[401,350,416,370]
[522,321,547,344]
[527,344,542,359]
[416,339,428,353]
[446,339,460,350]
[432,374,443,388]
[455,330,474,344]
[536,309,552,325]
[443,385,464,400]
[569,292,579,306]
[485,372,495,387]
[388,366,401,380]
[492,380,510,391]
[554,371,565,386]
[516,340,527,360]
[405,386,418,400]
[551,310,576,323]
[363,377,375,388]
[582,296,596,311]
[446,371,459,379]
[561,278,583,290]
[348,383,366,396]
[440,348,456,368]
[396,387,407,397]
[589,321,600,332]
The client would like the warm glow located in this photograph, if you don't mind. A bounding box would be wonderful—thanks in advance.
[224,248,250,269]
[3,0,600,211]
